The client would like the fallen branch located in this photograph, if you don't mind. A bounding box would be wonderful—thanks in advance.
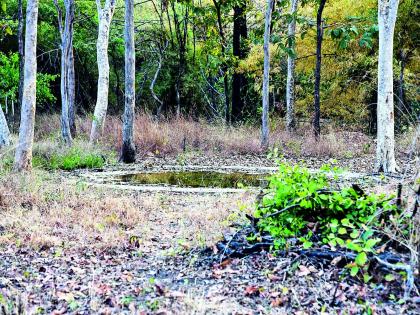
[263,203,299,219]
[374,256,415,300]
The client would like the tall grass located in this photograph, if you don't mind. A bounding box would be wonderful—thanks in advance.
[36,113,374,158]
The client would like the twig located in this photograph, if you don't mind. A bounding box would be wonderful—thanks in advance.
[396,183,403,209]
[263,203,299,218]
[330,274,346,306]
[374,256,414,300]
[219,229,241,263]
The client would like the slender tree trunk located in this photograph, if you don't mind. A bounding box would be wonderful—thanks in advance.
[286,0,298,132]
[261,0,274,149]
[68,43,76,136]
[54,0,75,145]
[150,49,164,117]
[376,0,399,173]
[313,0,326,138]
[90,0,116,143]
[231,3,248,123]
[121,0,136,163]
[0,104,10,148]
[17,0,24,132]
[172,3,188,118]
[397,50,407,116]
[14,0,38,171]
[213,0,230,123]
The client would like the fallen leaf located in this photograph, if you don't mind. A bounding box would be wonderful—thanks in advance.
[296,265,311,276]
[331,256,343,266]
[245,286,260,296]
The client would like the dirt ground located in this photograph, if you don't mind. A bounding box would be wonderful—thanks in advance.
[0,153,419,314]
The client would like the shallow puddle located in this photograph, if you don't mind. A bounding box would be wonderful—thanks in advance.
[113,171,269,188]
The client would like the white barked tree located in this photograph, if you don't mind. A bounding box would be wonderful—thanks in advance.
[261,0,274,149]
[286,0,299,132]
[90,0,116,143]
[14,0,39,171]
[376,0,399,173]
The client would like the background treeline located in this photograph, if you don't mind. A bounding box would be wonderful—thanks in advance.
[0,0,418,131]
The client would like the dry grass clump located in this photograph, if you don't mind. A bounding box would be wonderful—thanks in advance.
[0,170,250,251]
[39,113,371,159]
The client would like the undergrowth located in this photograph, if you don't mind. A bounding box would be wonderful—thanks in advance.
[0,138,112,172]
[33,147,105,170]
[254,162,413,278]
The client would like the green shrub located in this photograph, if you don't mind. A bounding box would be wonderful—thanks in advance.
[33,148,105,171]
[254,162,403,276]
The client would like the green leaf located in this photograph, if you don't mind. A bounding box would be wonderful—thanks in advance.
[364,238,379,251]
[346,240,362,252]
[349,25,359,35]
[0,293,5,305]
[384,274,395,281]
[336,237,345,246]
[363,274,372,283]
[350,230,359,239]
[319,194,328,200]
[341,218,353,228]
[338,227,347,235]
[355,252,368,266]
[350,266,359,276]
[303,241,312,249]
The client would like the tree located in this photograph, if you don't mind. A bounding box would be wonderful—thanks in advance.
[313,0,326,138]
[231,1,248,123]
[261,0,274,148]
[17,0,24,132]
[286,0,298,132]
[54,0,76,145]
[376,0,399,173]
[121,0,136,163]
[171,1,189,118]
[14,0,38,171]
[0,104,10,148]
[212,0,230,123]
[90,0,116,143]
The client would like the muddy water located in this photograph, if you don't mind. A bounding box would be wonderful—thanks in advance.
[113,171,269,188]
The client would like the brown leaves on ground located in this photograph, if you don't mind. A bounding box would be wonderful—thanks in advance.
[0,170,252,250]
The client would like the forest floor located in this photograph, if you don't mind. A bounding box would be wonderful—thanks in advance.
[0,122,419,314]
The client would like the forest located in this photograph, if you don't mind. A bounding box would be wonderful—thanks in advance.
[0,0,419,313]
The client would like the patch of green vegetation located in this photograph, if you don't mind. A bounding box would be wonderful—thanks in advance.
[254,162,406,277]
[33,148,105,171]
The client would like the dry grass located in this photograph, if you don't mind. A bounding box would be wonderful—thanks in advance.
[33,113,373,159]
[0,170,252,251]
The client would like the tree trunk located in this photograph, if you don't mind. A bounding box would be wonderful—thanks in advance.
[261,0,274,149]
[14,0,38,171]
[286,0,298,132]
[313,0,326,139]
[213,0,230,123]
[68,42,76,137]
[121,0,136,163]
[90,0,116,143]
[0,104,10,148]
[17,0,24,132]
[397,50,407,118]
[54,0,75,145]
[231,3,248,123]
[376,0,399,173]
[171,2,187,118]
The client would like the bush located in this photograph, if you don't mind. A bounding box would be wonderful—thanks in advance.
[254,162,406,276]
[34,148,105,170]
